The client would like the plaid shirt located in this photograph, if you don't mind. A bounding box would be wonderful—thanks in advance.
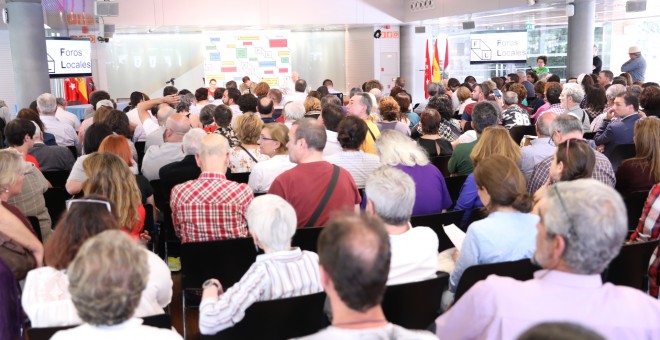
[527,149,616,194]
[170,172,253,243]
[629,184,660,297]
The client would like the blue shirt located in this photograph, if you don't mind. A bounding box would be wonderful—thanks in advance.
[449,211,539,291]
[621,56,646,82]
[454,174,483,226]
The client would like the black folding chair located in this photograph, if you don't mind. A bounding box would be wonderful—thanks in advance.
[604,239,660,291]
[382,274,449,330]
[509,125,536,145]
[291,227,324,253]
[607,144,636,172]
[430,155,452,177]
[42,170,71,188]
[66,146,78,160]
[43,188,70,227]
[583,131,596,140]
[180,238,259,338]
[201,292,328,340]
[624,190,651,229]
[454,258,539,302]
[444,175,468,209]
[135,141,146,173]
[27,314,173,340]
[26,216,43,243]
[411,210,466,252]
[228,172,250,184]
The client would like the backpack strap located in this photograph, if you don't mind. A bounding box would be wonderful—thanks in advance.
[305,165,340,228]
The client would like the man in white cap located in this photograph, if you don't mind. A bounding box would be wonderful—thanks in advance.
[621,46,646,82]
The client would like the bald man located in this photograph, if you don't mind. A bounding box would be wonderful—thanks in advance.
[170,134,253,243]
[141,113,191,181]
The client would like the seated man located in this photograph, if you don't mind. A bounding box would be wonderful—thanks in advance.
[300,214,436,339]
[141,113,190,181]
[170,134,253,243]
[28,121,75,172]
[519,111,557,182]
[269,118,360,228]
[436,179,660,338]
[594,90,641,157]
[37,93,79,149]
[365,166,438,285]
[159,128,207,206]
[198,195,322,335]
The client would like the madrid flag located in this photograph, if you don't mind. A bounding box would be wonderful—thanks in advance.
[423,39,432,99]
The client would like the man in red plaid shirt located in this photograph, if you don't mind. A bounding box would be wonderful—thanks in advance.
[170,134,254,243]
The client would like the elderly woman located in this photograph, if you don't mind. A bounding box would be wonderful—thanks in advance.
[253,82,270,97]
[616,117,660,197]
[377,96,410,136]
[590,84,626,132]
[199,195,322,335]
[304,96,322,119]
[248,123,296,193]
[47,230,179,339]
[377,130,451,216]
[22,196,172,328]
[416,109,453,157]
[0,150,43,280]
[283,101,306,127]
[326,116,381,188]
[422,94,462,142]
[230,113,270,173]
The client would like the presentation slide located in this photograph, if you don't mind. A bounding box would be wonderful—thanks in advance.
[202,30,291,88]
[469,30,528,64]
[46,38,92,78]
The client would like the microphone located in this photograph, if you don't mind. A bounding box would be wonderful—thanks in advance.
[165,78,175,85]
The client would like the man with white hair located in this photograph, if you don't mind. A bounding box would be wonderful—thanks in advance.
[365,166,439,285]
[159,128,208,205]
[560,84,590,133]
[141,113,190,181]
[283,101,305,127]
[36,93,79,148]
[346,92,380,155]
[520,111,557,182]
[171,133,253,243]
[621,46,646,82]
[199,194,322,335]
[501,91,531,129]
[436,179,660,338]
[27,121,75,172]
[55,97,81,131]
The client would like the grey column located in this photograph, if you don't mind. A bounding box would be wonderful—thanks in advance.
[399,25,417,102]
[7,0,49,109]
[566,0,596,77]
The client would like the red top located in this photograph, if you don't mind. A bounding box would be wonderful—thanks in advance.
[122,205,145,241]
[25,154,40,171]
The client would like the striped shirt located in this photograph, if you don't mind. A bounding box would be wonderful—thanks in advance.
[325,150,381,188]
[198,248,323,334]
[170,172,253,243]
[527,149,616,194]
[629,184,660,297]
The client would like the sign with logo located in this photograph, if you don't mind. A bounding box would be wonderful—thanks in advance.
[469,30,528,64]
[45,38,92,78]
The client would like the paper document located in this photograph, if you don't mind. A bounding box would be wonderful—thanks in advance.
[443,224,466,251]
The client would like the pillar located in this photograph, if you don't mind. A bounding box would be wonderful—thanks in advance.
[7,0,50,109]
[566,0,596,78]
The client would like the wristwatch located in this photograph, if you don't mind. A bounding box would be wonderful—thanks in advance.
[202,279,221,290]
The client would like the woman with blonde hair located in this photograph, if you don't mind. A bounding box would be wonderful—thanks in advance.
[82,152,146,242]
[456,86,475,118]
[377,96,410,136]
[455,126,521,224]
[616,117,660,196]
[304,96,322,119]
[230,113,270,173]
[376,130,451,216]
[248,123,296,193]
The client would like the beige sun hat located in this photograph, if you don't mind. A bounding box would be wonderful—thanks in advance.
[629,46,642,54]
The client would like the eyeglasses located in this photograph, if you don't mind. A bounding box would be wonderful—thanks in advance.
[259,135,274,141]
[66,199,112,212]
[547,131,556,146]
[551,184,579,244]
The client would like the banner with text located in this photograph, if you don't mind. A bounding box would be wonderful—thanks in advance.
[469,30,528,64]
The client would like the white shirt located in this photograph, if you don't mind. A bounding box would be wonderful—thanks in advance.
[56,107,81,131]
[141,142,185,181]
[145,127,165,152]
[248,154,296,193]
[284,92,307,104]
[126,108,147,142]
[50,319,182,340]
[300,323,436,340]
[22,250,172,328]
[322,130,342,157]
[41,115,79,147]
[388,226,439,286]
[454,130,477,145]
[325,150,381,188]
[229,104,243,129]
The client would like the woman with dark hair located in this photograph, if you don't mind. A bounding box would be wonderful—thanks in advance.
[416,109,453,157]
[22,197,172,328]
[394,92,419,129]
[424,94,461,142]
[583,85,607,120]
[640,86,660,117]
[377,96,410,136]
[533,138,595,202]
[190,87,211,115]
[16,108,57,146]
[326,116,381,188]
[65,123,113,195]
[616,117,660,197]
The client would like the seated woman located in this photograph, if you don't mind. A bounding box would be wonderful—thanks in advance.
[22,196,172,328]
[377,130,451,216]
[198,195,322,335]
[65,123,114,195]
[377,96,410,136]
[213,104,240,147]
[455,126,521,225]
[393,92,419,129]
[616,117,660,197]
[48,230,179,339]
[230,114,270,173]
[447,155,537,296]
[416,109,453,158]
[325,116,381,189]
[304,96,322,119]
[82,153,147,242]
[248,123,296,193]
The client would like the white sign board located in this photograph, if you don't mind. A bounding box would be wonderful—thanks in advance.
[46,38,92,78]
[470,30,528,64]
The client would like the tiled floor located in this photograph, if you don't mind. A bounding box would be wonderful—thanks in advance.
[170,272,201,339]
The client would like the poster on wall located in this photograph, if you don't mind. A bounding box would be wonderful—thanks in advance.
[469,30,527,64]
[203,30,291,88]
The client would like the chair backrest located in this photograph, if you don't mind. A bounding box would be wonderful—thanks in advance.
[26,216,43,243]
[444,175,468,208]
[27,314,172,340]
[411,210,465,252]
[43,188,70,227]
[430,155,452,177]
[624,190,651,229]
[509,125,536,145]
[141,313,173,329]
[454,258,539,302]
[66,146,77,160]
[604,239,660,290]
[135,141,146,172]
[42,170,71,189]
[291,227,324,253]
[201,292,328,340]
[228,172,250,184]
[382,274,449,330]
[149,180,167,213]
[608,144,636,171]
[180,237,259,292]
[583,131,596,140]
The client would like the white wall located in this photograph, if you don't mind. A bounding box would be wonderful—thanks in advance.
[0,31,17,115]
[345,27,375,91]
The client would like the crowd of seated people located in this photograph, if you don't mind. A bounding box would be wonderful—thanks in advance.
[1,65,660,339]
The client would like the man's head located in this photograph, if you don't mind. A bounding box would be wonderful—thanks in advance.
[225,80,238,89]
[194,87,208,102]
[295,79,307,93]
[287,118,326,163]
[213,104,233,128]
[237,94,259,113]
[5,118,36,148]
[208,79,217,89]
[182,128,207,156]
[163,86,178,96]
[320,104,345,132]
[246,194,297,252]
[507,73,520,84]
[535,111,557,138]
[545,83,563,105]
[598,70,614,86]
[163,113,191,143]
[471,83,491,102]
[503,91,519,106]
[196,133,230,172]
[395,77,405,88]
[347,92,372,120]
[291,71,299,82]
[628,46,642,59]
[549,115,583,144]
[283,101,305,122]
[318,213,391,312]
[464,76,477,86]
[613,91,639,117]
[222,88,241,106]
[36,93,57,115]
[242,76,252,87]
[320,94,342,110]
[560,84,584,109]
[56,97,67,108]
[267,89,283,106]
[533,179,626,274]
[427,82,441,96]
[322,79,334,88]
[471,101,500,134]
[257,96,274,116]
[365,166,415,227]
